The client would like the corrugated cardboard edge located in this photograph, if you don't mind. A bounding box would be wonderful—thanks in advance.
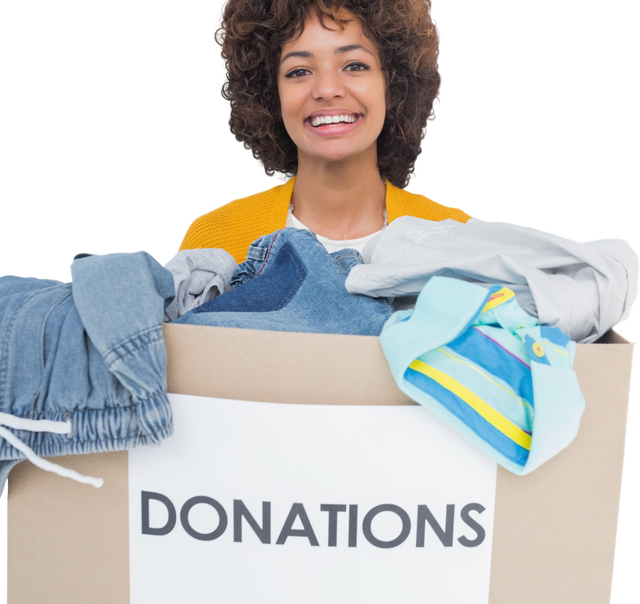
[7,325,634,604]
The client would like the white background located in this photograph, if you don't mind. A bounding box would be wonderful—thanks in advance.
[129,395,497,603]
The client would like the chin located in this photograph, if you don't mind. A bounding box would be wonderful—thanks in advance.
[306,144,374,165]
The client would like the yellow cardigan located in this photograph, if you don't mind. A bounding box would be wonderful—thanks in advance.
[179,177,471,263]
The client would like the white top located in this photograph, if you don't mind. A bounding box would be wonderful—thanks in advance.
[286,206,387,255]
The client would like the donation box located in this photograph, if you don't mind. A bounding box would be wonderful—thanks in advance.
[7,324,634,604]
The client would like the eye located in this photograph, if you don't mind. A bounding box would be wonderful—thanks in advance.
[285,68,311,78]
[284,62,370,78]
[344,62,370,72]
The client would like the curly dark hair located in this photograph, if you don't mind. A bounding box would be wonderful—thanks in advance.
[217,0,440,188]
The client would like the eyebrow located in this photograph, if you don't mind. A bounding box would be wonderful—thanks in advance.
[280,44,373,65]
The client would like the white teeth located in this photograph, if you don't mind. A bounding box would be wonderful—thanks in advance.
[310,114,357,127]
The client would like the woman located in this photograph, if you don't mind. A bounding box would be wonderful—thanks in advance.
[179,0,471,263]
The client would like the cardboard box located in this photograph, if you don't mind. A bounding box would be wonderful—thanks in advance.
[7,324,634,603]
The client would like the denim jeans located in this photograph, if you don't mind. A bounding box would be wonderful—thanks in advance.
[175,228,394,335]
[0,252,175,492]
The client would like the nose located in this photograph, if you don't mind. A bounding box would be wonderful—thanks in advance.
[312,70,345,101]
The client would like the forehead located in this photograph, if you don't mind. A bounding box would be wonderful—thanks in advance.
[280,12,378,57]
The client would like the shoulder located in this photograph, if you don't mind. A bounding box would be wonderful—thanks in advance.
[186,184,283,233]
[386,182,472,224]
[179,179,295,262]
[209,182,284,218]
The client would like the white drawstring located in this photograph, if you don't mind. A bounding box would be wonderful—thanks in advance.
[0,413,103,488]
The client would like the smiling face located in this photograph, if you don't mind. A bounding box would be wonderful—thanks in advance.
[277,13,386,169]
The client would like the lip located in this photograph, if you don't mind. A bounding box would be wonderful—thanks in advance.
[305,112,362,136]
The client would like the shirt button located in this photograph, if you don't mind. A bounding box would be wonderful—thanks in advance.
[532,342,545,357]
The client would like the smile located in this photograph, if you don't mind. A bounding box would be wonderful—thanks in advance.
[309,115,358,128]
[304,115,362,136]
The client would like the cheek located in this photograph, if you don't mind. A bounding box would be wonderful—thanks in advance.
[278,85,301,127]
[277,82,287,120]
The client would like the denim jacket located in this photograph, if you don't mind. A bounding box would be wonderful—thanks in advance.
[0,252,175,493]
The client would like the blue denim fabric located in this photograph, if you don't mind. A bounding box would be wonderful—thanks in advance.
[0,252,175,492]
[175,228,394,335]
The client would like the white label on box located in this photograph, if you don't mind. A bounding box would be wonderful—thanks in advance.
[129,394,497,604]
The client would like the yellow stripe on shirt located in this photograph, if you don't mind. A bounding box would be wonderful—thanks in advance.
[409,358,532,450]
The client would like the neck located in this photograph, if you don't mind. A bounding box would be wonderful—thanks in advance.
[290,151,386,241]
